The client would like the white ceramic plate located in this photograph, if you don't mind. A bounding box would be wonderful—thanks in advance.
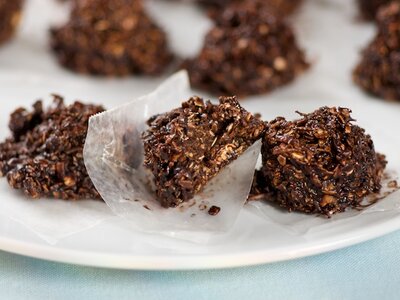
[0,0,399,270]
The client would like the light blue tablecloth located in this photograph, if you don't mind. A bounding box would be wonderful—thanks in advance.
[1,230,400,300]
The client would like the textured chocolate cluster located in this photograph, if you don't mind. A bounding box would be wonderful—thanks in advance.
[143,96,265,207]
[51,0,173,76]
[354,2,400,100]
[0,96,104,200]
[250,107,386,216]
[184,0,309,96]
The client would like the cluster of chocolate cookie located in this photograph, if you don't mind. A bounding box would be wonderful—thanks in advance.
[142,97,386,216]
[1,0,310,97]
[0,94,387,218]
[0,1,392,217]
[52,0,309,96]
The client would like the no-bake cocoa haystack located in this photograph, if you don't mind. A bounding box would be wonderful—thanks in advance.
[51,0,173,76]
[184,0,309,97]
[0,96,104,200]
[0,0,24,45]
[250,107,386,216]
[142,96,266,208]
[354,2,400,101]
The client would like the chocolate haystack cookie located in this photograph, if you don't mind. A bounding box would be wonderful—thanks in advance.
[0,96,104,200]
[0,0,24,45]
[354,2,400,100]
[249,107,386,216]
[50,0,173,76]
[357,0,392,20]
[143,96,265,208]
[184,1,309,97]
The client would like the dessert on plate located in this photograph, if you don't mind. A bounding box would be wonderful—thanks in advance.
[354,2,400,101]
[143,95,265,208]
[0,96,104,200]
[184,0,309,97]
[250,106,386,216]
[51,0,173,76]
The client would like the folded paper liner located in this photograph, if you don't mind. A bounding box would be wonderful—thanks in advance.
[83,71,262,242]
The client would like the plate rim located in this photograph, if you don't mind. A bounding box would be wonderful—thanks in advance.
[0,215,399,270]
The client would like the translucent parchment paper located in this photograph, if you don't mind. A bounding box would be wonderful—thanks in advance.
[0,180,113,245]
[84,71,262,240]
[247,174,399,235]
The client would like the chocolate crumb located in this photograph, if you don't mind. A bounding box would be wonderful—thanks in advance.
[199,204,208,211]
[254,113,262,120]
[387,180,398,189]
[143,204,151,210]
[208,205,221,216]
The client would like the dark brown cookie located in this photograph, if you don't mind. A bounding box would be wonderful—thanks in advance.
[142,96,265,208]
[50,0,173,76]
[250,107,386,216]
[0,96,104,200]
[354,2,400,100]
[184,1,309,97]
